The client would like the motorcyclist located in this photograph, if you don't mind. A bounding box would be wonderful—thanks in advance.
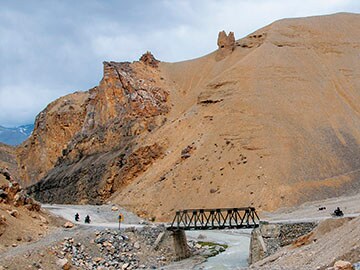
[333,207,343,217]
[85,215,91,224]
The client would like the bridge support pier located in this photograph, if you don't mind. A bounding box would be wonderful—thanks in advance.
[172,229,191,260]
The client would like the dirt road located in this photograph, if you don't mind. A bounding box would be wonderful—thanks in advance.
[42,203,145,228]
[262,192,360,223]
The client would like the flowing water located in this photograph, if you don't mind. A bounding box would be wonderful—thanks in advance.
[187,229,251,269]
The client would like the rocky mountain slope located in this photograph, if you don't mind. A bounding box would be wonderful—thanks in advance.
[0,168,61,253]
[3,12,360,221]
[0,124,34,146]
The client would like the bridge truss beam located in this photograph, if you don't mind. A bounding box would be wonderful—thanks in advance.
[168,207,260,231]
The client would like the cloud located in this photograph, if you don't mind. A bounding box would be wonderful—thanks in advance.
[0,0,359,127]
[0,83,65,126]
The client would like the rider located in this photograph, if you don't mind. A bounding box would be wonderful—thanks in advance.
[334,207,343,216]
[85,215,91,224]
[75,213,79,222]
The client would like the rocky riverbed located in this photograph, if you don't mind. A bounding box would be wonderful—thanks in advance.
[0,221,231,270]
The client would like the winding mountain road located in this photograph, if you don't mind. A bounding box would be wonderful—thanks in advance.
[42,204,145,228]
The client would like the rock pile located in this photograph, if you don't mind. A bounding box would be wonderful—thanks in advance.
[59,235,140,269]
[135,224,167,246]
[0,168,40,211]
[56,226,174,270]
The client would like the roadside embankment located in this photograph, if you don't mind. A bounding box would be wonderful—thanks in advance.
[249,221,317,264]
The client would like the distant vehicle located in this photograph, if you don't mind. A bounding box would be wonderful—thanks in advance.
[318,207,326,211]
[331,207,344,217]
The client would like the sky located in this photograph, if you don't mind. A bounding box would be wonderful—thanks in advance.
[1,0,360,127]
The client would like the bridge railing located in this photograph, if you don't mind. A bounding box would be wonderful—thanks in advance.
[168,207,260,231]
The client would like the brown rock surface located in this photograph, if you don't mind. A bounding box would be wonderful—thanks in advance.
[63,221,74,228]
[0,171,61,253]
[139,51,160,68]
[26,58,168,204]
[16,91,89,186]
[2,13,360,222]
[334,260,354,270]
[216,30,235,60]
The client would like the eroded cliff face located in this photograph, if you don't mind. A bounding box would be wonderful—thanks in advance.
[60,59,168,163]
[24,53,168,203]
[17,92,89,185]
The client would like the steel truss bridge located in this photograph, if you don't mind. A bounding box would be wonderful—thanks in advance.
[168,207,260,231]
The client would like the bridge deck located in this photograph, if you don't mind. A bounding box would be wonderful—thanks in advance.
[168,207,260,231]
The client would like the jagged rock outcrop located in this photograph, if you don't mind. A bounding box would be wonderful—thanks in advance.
[17,92,89,185]
[216,30,235,60]
[0,169,40,210]
[139,51,160,68]
[217,30,235,50]
[26,55,169,204]
[17,56,168,187]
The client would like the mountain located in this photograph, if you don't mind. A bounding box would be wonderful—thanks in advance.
[0,124,34,146]
[3,12,360,221]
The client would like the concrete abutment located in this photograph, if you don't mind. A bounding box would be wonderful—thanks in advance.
[172,229,191,260]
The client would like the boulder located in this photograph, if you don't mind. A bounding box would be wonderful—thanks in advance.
[39,215,48,224]
[93,257,104,263]
[7,182,21,199]
[0,215,6,223]
[122,263,130,270]
[0,189,7,198]
[7,209,19,218]
[134,242,140,249]
[111,206,119,211]
[24,201,41,211]
[334,260,354,270]
[181,145,194,159]
[63,221,74,228]
[56,258,71,270]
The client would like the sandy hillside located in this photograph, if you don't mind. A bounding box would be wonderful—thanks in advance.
[0,170,63,253]
[110,13,360,220]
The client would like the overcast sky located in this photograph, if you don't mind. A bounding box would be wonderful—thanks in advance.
[1,0,359,127]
